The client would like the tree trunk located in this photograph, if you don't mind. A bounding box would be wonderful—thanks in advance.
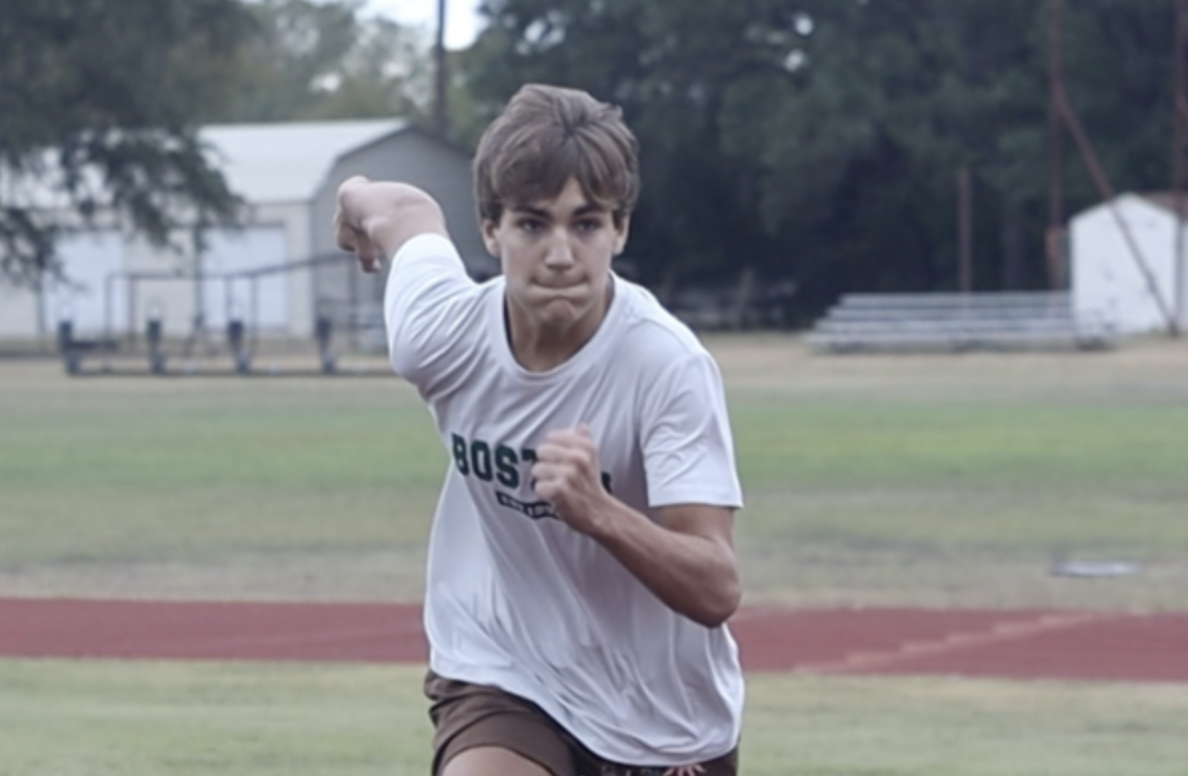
[1000,199,1026,290]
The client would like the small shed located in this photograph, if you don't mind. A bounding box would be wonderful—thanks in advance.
[0,118,488,344]
[1070,192,1188,335]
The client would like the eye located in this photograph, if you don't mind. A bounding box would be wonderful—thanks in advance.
[517,218,544,233]
[575,218,603,233]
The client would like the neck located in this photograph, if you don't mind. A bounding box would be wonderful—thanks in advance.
[506,281,614,372]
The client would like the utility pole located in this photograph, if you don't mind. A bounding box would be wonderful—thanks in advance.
[1048,0,1176,332]
[434,0,449,140]
[1047,0,1066,290]
[1175,0,1186,332]
[958,166,973,293]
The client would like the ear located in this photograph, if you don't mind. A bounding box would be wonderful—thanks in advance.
[481,218,501,257]
[612,213,632,256]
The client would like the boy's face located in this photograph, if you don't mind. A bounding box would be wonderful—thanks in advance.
[483,177,630,334]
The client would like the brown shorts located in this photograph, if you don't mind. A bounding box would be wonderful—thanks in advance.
[424,670,739,776]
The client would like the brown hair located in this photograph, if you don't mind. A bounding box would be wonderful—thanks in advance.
[474,83,640,226]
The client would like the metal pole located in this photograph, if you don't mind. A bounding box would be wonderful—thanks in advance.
[186,250,206,357]
[1049,0,1176,333]
[1175,0,1186,334]
[104,272,121,346]
[252,277,260,353]
[195,252,204,340]
[129,276,137,348]
[35,268,46,345]
[1048,0,1065,291]
[434,0,449,139]
[958,166,973,293]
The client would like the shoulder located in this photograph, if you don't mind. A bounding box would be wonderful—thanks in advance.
[612,276,718,375]
[391,232,462,267]
[385,234,501,390]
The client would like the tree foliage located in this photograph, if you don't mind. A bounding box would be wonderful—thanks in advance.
[465,0,1183,319]
[7,0,1176,322]
[0,0,257,286]
[206,0,434,124]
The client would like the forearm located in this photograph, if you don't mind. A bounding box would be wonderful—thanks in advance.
[586,498,741,628]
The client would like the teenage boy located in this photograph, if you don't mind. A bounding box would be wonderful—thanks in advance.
[334,83,744,776]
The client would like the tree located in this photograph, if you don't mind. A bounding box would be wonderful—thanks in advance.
[0,0,257,286]
[465,0,789,298]
[206,0,434,124]
[464,0,1183,320]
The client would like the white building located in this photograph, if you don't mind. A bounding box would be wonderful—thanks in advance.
[1071,192,1188,335]
[0,119,488,344]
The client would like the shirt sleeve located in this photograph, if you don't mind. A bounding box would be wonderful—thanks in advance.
[638,350,744,509]
[384,233,482,397]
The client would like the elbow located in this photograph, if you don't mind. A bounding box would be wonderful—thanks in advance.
[690,574,742,629]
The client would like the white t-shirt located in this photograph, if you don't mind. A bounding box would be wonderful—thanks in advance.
[385,234,745,766]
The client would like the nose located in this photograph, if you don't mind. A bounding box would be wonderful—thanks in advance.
[543,230,576,269]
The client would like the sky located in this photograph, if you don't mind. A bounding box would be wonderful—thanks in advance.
[360,0,485,49]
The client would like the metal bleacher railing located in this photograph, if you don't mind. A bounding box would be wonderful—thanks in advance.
[805,291,1117,353]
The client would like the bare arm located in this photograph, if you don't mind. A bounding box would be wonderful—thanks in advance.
[334,176,449,272]
[533,427,742,628]
[591,501,741,628]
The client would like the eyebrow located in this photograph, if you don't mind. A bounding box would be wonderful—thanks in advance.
[511,203,608,219]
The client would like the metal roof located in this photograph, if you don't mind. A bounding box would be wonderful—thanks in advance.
[201,118,408,204]
[0,118,409,210]
[1138,191,1188,218]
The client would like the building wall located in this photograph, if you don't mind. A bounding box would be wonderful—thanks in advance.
[0,229,126,341]
[0,205,316,345]
[0,279,42,341]
[1071,194,1188,334]
[117,222,294,343]
[118,230,216,343]
[315,130,487,262]
[0,229,281,344]
[42,230,127,337]
[311,130,491,310]
[199,225,290,331]
[2,124,481,346]
[262,202,316,338]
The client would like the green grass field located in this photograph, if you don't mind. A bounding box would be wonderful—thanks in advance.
[0,661,1185,776]
[3,335,1187,608]
[2,335,1188,775]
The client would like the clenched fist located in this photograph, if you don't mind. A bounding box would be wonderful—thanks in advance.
[531,425,612,535]
[334,176,385,274]
[332,176,449,274]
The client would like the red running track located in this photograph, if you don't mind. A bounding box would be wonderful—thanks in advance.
[1,598,1186,683]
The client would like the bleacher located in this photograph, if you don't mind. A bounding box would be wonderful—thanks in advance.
[805,291,1117,353]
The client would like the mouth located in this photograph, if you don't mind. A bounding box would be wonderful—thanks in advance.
[534,280,586,293]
